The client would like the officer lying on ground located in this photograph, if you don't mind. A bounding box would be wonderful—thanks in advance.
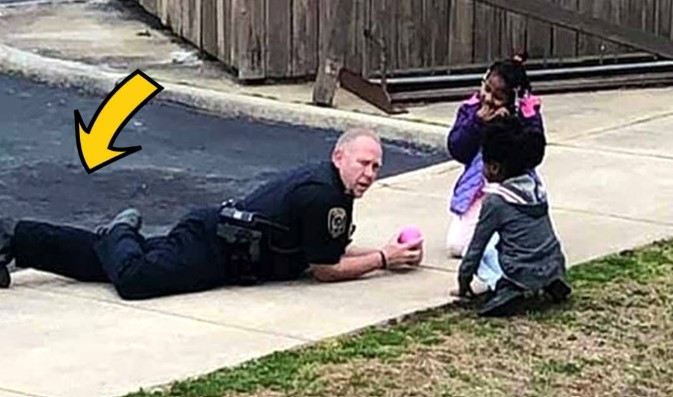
[0,128,423,300]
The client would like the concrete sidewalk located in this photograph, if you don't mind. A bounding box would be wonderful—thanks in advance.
[1,1,673,397]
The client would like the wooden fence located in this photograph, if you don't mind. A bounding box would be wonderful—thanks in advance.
[133,0,673,81]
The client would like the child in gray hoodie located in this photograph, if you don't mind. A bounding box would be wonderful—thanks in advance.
[454,116,571,317]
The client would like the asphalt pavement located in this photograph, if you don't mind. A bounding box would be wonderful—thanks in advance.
[0,74,446,235]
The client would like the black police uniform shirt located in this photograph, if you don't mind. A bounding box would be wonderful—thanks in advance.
[239,161,355,279]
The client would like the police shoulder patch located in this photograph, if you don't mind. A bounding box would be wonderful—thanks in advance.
[327,207,348,238]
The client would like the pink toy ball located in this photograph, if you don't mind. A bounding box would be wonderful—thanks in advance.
[398,225,423,244]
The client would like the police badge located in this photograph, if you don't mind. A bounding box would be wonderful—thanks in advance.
[327,207,347,238]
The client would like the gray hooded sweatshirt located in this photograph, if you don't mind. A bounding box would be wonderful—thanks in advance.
[458,173,567,291]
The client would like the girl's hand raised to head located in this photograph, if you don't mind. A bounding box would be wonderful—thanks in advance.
[478,103,510,122]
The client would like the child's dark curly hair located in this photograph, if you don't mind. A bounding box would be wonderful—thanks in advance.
[481,115,546,178]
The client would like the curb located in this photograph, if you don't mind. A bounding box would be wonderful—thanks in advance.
[0,0,86,9]
[0,43,449,151]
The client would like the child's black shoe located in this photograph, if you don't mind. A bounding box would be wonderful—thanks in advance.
[544,278,572,303]
[478,279,524,317]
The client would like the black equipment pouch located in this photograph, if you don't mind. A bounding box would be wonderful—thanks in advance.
[217,201,289,285]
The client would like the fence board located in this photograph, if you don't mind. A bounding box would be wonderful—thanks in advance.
[423,0,450,68]
[612,0,636,54]
[265,0,292,77]
[359,0,371,76]
[643,0,657,34]
[343,0,367,74]
[474,2,500,62]
[396,1,425,69]
[494,8,507,59]
[577,0,598,55]
[182,0,201,47]
[318,0,332,67]
[603,0,621,54]
[552,0,578,58]
[504,10,526,57]
[168,0,183,36]
[318,0,361,73]
[292,0,319,76]
[527,17,552,60]
[482,0,673,58]
[235,0,265,78]
[599,0,619,55]
[202,0,218,56]
[231,0,240,67]
[139,0,158,14]
[157,0,168,25]
[657,0,672,38]
[449,0,473,65]
[216,0,232,65]
[623,0,656,34]
[368,0,398,73]
[578,0,614,56]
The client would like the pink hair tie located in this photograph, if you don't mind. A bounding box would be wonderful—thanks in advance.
[520,95,541,118]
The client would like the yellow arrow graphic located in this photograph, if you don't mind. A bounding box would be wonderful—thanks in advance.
[76,70,163,174]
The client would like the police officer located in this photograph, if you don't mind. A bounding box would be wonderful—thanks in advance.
[0,128,424,300]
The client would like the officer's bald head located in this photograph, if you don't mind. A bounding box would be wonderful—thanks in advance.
[332,128,383,198]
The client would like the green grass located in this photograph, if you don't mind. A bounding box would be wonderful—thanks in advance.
[124,239,673,397]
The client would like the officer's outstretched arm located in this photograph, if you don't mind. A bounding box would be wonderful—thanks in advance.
[310,252,384,282]
[344,246,379,256]
[310,239,423,282]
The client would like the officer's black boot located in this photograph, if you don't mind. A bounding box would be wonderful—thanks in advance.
[478,279,524,317]
[544,278,572,303]
[96,208,143,235]
[0,218,17,288]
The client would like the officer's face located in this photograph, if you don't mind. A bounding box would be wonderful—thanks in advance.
[333,136,383,198]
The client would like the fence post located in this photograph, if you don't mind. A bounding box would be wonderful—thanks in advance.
[312,0,351,107]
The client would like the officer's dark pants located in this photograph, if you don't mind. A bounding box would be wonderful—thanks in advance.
[13,208,228,300]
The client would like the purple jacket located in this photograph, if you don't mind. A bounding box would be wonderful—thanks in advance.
[446,94,545,215]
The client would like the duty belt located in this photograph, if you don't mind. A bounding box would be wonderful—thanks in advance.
[217,200,289,285]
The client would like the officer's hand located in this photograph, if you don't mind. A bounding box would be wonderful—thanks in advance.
[381,238,423,269]
[406,240,423,267]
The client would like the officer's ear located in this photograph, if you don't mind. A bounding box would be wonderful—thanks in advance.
[332,146,345,166]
